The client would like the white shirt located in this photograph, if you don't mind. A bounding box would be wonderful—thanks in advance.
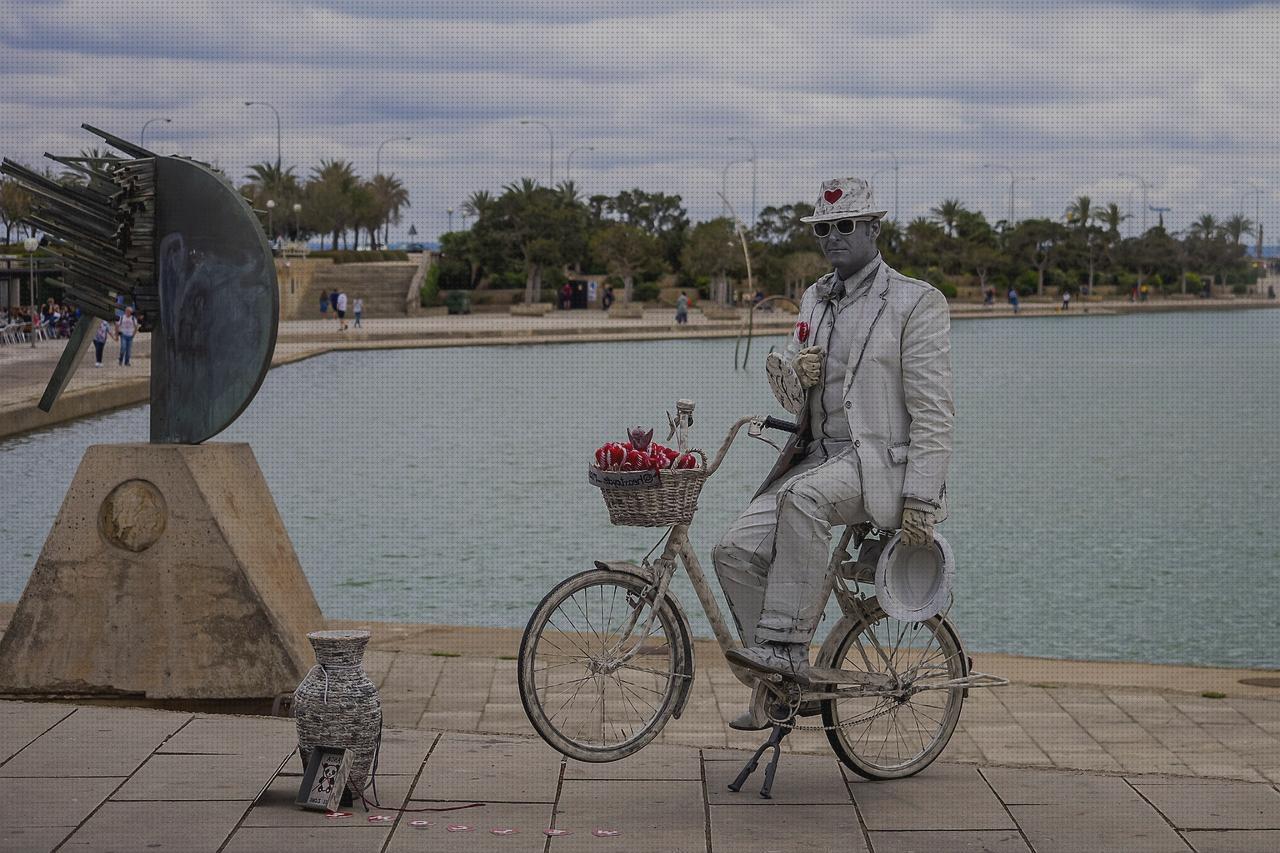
[118,314,137,336]
[354,298,363,312]
[337,293,348,311]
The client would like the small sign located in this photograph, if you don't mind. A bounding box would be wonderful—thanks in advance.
[296,746,353,813]
[588,466,660,490]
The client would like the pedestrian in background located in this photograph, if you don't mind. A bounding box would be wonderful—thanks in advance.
[675,290,690,324]
[1007,286,1020,314]
[320,292,329,318]
[601,284,615,311]
[336,291,348,331]
[353,296,363,327]
[1061,288,1071,311]
[92,318,115,367]
[117,306,137,366]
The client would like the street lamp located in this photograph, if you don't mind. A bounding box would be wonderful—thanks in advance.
[22,237,38,348]
[139,117,171,148]
[447,208,454,232]
[292,202,302,241]
[243,101,283,169]
[721,157,750,219]
[375,135,412,176]
[728,136,758,226]
[566,145,596,185]
[265,199,276,241]
[869,151,900,222]
[518,120,554,184]
[1119,173,1152,234]
[983,164,1017,225]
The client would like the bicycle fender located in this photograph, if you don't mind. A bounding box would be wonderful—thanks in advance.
[592,560,697,719]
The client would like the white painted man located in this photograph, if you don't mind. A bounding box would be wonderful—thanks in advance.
[712,177,954,728]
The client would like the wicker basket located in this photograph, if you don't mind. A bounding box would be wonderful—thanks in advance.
[590,450,708,527]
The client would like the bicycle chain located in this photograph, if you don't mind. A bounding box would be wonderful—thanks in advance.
[770,696,904,733]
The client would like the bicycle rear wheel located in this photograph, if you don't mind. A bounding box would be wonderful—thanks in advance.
[518,569,691,762]
[819,603,966,779]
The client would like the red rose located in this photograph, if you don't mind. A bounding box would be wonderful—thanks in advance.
[796,321,810,343]
[607,444,627,468]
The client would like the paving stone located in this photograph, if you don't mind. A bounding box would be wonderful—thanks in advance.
[0,826,72,853]
[113,752,290,801]
[0,706,189,777]
[564,744,700,780]
[849,764,1015,831]
[155,714,296,755]
[372,727,438,775]
[411,733,562,802]
[1130,778,1280,829]
[59,800,249,852]
[1010,801,1188,852]
[0,702,75,765]
[0,776,121,826]
[552,780,704,853]
[710,804,867,851]
[224,826,389,852]
[867,830,1030,852]
[981,767,1135,804]
[384,802,554,852]
[706,752,851,805]
[1181,829,1280,852]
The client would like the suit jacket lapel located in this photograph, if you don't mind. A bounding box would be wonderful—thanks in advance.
[843,263,890,397]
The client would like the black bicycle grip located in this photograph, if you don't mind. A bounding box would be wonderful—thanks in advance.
[763,416,799,433]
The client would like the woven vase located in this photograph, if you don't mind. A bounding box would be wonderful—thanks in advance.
[293,629,382,794]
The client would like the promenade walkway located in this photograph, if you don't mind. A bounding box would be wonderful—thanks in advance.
[2,699,1279,852]
[3,298,1276,440]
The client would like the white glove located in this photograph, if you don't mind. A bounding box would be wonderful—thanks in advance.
[794,346,824,389]
[900,507,935,547]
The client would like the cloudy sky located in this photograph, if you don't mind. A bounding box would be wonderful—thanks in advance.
[2,0,1276,242]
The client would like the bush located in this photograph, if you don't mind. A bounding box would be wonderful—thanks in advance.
[633,282,660,302]
[1232,283,1249,295]
[419,263,442,307]
[311,249,410,264]
[932,281,958,299]
[1015,269,1038,295]
[1184,272,1202,289]
[444,290,471,314]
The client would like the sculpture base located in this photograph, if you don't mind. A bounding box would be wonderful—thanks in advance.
[0,443,324,699]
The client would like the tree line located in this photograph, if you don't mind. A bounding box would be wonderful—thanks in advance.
[436,183,1263,304]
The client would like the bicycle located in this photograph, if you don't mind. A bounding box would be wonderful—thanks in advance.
[518,400,1005,796]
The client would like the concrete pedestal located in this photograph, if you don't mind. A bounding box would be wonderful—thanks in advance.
[0,443,325,699]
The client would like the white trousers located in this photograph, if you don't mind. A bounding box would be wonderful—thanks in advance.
[711,442,869,645]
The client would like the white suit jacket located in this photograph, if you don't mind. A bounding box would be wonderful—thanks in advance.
[759,260,954,528]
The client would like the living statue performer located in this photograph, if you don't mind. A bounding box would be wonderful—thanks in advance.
[713,177,954,728]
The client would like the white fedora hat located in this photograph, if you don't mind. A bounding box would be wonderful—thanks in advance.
[874,531,955,622]
[799,177,889,223]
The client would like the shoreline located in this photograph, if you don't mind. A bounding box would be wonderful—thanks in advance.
[1,298,1276,443]
[0,604,1274,700]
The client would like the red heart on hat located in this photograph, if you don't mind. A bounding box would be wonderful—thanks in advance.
[824,188,843,204]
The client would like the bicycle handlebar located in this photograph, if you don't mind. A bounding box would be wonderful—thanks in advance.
[763,416,798,434]
[704,414,800,477]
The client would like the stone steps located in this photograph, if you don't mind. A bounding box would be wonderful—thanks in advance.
[302,262,417,318]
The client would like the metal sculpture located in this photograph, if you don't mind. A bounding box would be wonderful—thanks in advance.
[0,124,277,444]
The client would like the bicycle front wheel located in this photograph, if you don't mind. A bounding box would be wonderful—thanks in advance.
[518,569,691,762]
[819,604,966,780]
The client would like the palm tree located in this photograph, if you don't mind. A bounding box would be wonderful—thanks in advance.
[369,173,410,248]
[1188,214,1221,242]
[929,199,967,237]
[241,162,300,239]
[1091,202,1129,236]
[1222,214,1254,246]
[307,159,359,250]
[462,190,494,223]
[1065,195,1093,229]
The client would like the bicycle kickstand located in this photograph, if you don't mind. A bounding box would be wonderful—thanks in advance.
[727,719,791,799]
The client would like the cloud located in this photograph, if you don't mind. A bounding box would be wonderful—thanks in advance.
[1,0,1276,236]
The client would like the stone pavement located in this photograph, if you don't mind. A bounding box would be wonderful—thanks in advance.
[323,621,1280,786]
[3,700,1280,853]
